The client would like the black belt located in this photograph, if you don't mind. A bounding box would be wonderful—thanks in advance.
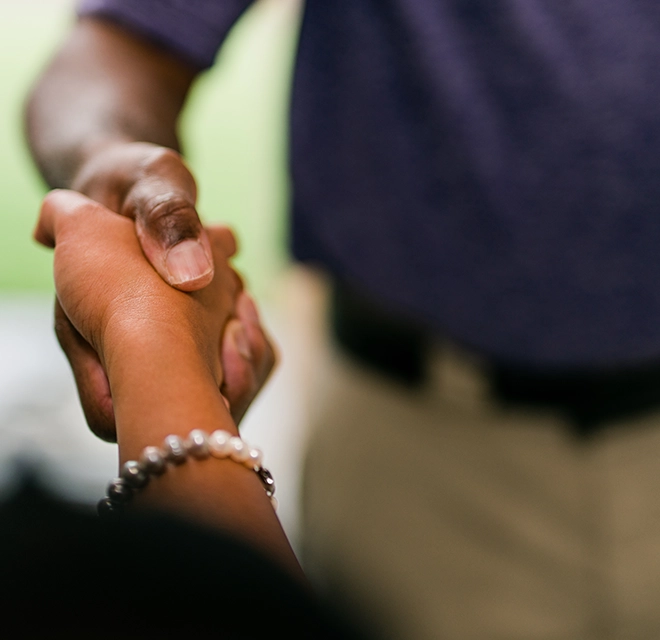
[490,364,660,436]
[331,281,660,437]
[331,281,428,385]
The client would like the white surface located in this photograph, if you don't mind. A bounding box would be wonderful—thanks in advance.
[0,295,116,502]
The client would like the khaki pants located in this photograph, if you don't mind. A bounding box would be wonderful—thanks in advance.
[302,341,660,640]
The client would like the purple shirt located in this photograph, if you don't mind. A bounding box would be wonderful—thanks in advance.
[78,0,660,368]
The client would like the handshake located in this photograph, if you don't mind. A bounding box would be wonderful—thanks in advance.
[33,188,300,563]
[29,142,308,581]
[35,188,275,445]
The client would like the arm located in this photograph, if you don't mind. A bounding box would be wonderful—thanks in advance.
[35,189,301,581]
[25,17,210,289]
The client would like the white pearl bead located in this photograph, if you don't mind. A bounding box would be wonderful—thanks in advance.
[185,429,210,459]
[162,435,187,464]
[229,437,251,463]
[121,460,149,488]
[248,448,263,468]
[139,446,166,475]
[209,430,233,458]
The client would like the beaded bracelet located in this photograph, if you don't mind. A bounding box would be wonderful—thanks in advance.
[98,429,276,520]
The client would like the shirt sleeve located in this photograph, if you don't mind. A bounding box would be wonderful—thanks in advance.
[76,0,255,69]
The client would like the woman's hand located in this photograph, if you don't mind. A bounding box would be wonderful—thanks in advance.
[35,189,275,440]
[36,186,238,373]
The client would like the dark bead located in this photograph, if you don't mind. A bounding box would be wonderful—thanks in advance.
[121,460,150,489]
[107,478,133,504]
[257,467,275,497]
[97,498,122,521]
[140,447,167,476]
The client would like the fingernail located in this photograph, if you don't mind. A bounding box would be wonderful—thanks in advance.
[237,293,260,325]
[231,322,252,361]
[165,239,212,285]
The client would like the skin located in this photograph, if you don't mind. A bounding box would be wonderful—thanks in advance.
[34,189,303,581]
[26,18,207,285]
[25,17,275,435]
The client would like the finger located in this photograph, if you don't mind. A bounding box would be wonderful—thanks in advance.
[206,225,243,295]
[221,294,277,425]
[34,189,102,248]
[221,318,257,424]
[54,299,116,442]
[122,148,214,291]
[202,226,243,308]
[206,224,238,259]
[238,293,277,386]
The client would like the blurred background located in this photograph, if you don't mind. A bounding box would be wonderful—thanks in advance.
[0,0,318,548]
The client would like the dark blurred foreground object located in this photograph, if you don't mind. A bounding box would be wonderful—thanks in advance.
[0,477,368,639]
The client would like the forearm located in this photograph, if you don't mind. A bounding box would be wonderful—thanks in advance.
[25,17,196,189]
[28,19,216,290]
[104,323,305,582]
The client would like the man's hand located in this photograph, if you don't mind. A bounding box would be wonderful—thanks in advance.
[222,293,277,424]
[35,190,275,441]
[72,141,214,291]
[26,17,213,291]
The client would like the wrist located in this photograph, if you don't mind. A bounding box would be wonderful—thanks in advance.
[69,136,132,193]
[104,321,236,461]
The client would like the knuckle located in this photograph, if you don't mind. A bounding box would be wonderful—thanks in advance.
[122,146,199,244]
[143,193,194,222]
[141,195,202,246]
[139,147,197,196]
[141,146,184,171]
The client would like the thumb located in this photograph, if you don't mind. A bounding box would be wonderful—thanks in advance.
[73,142,218,292]
[121,148,215,291]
